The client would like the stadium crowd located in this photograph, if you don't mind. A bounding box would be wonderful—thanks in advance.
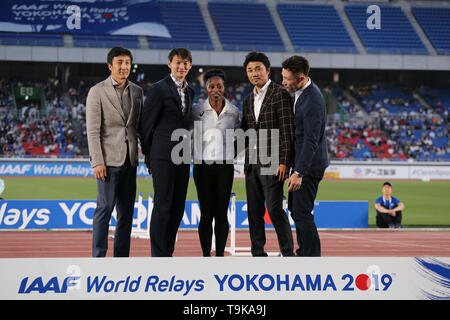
[0,77,449,161]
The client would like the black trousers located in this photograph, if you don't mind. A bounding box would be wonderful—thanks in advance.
[149,159,190,257]
[92,154,137,257]
[245,164,294,257]
[376,211,402,228]
[193,163,234,256]
[288,170,324,257]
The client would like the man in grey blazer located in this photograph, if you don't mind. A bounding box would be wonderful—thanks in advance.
[86,47,143,257]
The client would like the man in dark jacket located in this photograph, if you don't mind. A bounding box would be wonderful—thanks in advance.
[282,55,329,257]
[241,51,295,257]
[139,48,195,257]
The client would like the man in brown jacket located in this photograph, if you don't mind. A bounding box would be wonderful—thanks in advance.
[241,51,295,257]
[86,47,143,257]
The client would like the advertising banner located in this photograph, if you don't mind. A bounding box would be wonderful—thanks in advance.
[0,257,449,300]
[0,199,368,230]
[2,161,448,180]
[0,0,170,37]
[325,163,450,180]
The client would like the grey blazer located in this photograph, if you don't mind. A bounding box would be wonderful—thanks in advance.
[86,76,143,168]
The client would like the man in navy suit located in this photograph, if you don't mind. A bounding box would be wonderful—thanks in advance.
[282,56,329,257]
[139,48,195,257]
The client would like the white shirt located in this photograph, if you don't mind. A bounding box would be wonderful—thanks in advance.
[293,77,311,113]
[170,73,188,113]
[192,98,241,162]
[253,79,271,121]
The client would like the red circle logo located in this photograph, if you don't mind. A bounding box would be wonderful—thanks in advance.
[355,274,371,291]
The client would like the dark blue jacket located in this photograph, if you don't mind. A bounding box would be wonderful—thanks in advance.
[139,75,194,161]
[293,81,329,176]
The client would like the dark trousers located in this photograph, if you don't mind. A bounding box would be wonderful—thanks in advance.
[376,211,402,228]
[245,164,294,257]
[92,154,137,257]
[193,163,234,256]
[149,159,190,257]
[288,170,324,257]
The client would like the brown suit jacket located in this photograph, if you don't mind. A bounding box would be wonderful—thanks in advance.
[241,81,294,173]
[86,76,143,168]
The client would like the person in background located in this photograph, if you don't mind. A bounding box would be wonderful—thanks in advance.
[375,181,405,228]
[192,69,241,256]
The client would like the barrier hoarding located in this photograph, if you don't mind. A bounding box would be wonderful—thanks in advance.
[0,199,368,230]
[0,257,449,300]
[1,160,449,180]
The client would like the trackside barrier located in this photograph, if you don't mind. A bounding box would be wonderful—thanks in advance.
[130,192,152,239]
[223,193,283,257]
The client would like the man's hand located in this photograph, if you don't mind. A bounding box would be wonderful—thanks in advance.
[93,164,107,182]
[287,173,302,192]
[276,164,288,181]
[388,209,396,217]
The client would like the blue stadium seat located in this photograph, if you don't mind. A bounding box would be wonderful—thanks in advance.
[277,4,357,53]
[412,7,450,55]
[149,0,213,50]
[345,5,428,55]
[208,1,285,52]
[72,34,140,48]
[0,32,64,47]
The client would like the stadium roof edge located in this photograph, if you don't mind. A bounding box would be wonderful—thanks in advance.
[0,45,449,71]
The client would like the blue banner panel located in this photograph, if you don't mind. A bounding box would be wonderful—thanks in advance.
[0,162,157,177]
[0,0,170,37]
[0,200,368,230]
[313,201,369,228]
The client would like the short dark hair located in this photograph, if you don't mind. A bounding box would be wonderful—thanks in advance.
[282,56,310,77]
[107,46,133,65]
[168,47,192,63]
[243,51,270,70]
[204,68,226,83]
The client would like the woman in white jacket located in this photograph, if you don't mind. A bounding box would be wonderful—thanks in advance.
[192,69,241,256]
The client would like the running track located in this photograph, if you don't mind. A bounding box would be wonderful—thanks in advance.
[0,229,449,257]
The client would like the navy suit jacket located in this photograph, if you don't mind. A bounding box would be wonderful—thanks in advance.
[293,81,329,176]
[139,75,195,161]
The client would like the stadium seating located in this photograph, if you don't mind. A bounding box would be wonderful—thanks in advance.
[347,85,449,161]
[148,0,213,50]
[277,3,357,53]
[412,7,450,55]
[0,32,64,47]
[208,1,285,52]
[344,5,428,55]
[72,34,141,49]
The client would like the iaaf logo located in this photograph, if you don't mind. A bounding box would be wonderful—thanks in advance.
[18,265,81,294]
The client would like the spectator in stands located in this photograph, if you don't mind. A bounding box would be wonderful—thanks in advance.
[375,182,405,228]
[192,69,241,257]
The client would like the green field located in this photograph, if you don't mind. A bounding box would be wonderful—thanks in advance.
[2,177,449,227]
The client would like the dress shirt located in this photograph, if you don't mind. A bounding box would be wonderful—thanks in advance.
[170,73,188,114]
[192,98,241,162]
[111,76,131,120]
[293,77,311,113]
[253,79,271,122]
